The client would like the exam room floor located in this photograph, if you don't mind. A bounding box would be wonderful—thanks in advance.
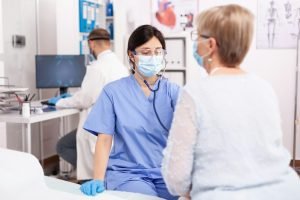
[43,157,79,184]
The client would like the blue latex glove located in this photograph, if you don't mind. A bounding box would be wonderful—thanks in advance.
[48,96,61,105]
[80,179,105,196]
[48,93,72,105]
[60,93,72,98]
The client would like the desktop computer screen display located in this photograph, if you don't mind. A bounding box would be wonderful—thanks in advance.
[36,55,86,92]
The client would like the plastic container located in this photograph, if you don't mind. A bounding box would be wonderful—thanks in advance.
[22,102,31,117]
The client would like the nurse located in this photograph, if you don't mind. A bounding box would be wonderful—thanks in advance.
[80,25,180,199]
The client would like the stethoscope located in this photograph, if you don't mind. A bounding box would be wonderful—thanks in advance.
[130,55,169,132]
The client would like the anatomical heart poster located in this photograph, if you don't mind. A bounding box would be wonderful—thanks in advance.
[151,0,198,33]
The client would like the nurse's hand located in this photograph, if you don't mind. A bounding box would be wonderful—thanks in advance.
[80,179,105,196]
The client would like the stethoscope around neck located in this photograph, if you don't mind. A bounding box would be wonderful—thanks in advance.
[143,76,161,92]
[130,56,169,132]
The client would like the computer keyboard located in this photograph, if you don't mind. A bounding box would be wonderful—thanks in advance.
[42,106,56,112]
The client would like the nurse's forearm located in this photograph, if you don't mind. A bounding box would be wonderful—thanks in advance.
[93,133,113,180]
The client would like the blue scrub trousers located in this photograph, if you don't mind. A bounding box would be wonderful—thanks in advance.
[113,177,177,200]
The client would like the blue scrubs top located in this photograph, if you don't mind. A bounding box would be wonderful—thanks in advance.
[84,75,180,188]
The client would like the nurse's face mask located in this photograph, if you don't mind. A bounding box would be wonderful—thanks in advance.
[133,48,166,77]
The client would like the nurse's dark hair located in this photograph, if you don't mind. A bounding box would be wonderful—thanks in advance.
[127,25,165,73]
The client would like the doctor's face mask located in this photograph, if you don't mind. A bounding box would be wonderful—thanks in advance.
[136,54,164,77]
[87,41,97,63]
[88,47,97,61]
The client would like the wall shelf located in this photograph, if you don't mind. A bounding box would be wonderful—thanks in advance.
[106,16,114,20]
[164,35,187,86]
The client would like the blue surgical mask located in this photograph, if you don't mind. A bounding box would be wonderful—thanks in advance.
[193,42,204,67]
[88,54,96,63]
[193,40,210,68]
[137,55,164,77]
[88,48,96,63]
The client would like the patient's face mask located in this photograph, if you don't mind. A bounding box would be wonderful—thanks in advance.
[137,55,164,77]
[193,41,209,67]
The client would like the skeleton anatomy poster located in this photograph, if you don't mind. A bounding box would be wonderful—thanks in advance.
[257,0,300,49]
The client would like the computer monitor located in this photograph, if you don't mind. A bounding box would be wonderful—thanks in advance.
[35,55,86,94]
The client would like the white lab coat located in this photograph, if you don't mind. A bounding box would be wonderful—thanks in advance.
[56,50,129,180]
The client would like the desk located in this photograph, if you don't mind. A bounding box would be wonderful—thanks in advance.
[0,107,80,154]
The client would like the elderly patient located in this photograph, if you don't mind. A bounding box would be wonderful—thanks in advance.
[162,4,300,200]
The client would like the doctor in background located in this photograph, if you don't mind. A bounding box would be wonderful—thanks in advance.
[162,4,300,200]
[49,28,129,180]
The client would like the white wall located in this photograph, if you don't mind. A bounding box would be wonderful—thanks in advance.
[0,0,7,148]
[114,0,152,64]
[0,0,3,54]
[56,0,80,54]
[2,0,40,157]
[37,0,57,54]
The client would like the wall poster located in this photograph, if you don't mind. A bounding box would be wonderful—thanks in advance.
[151,0,198,34]
[257,0,300,49]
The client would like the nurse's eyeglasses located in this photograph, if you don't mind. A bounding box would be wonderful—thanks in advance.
[132,48,167,57]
